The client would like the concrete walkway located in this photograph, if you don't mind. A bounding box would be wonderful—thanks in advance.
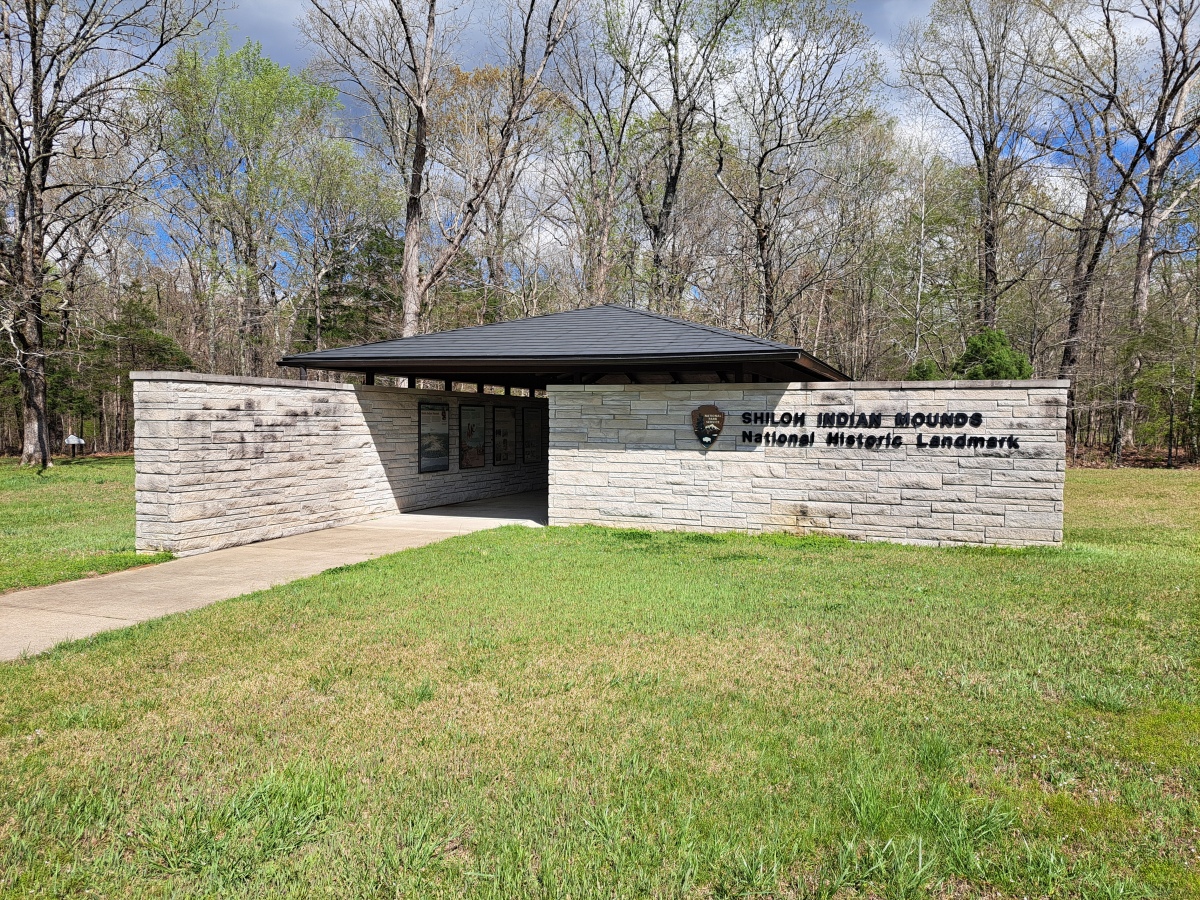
[0,491,545,662]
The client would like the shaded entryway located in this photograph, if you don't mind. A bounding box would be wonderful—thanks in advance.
[0,490,545,661]
[415,489,546,525]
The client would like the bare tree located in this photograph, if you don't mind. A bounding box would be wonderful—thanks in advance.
[282,133,398,356]
[897,0,1047,328]
[429,64,561,322]
[708,0,875,338]
[607,0,742,311]
[1036,0,1200,453]
[304,0,577,337]
[552,6,640,305]
[0,0,215,466]
[1022,1,1135,447]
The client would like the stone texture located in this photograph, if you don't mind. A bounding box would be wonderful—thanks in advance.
[134,374,547,555]
[546,381,1067,548]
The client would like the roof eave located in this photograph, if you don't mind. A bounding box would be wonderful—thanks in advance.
[277,350,802,370]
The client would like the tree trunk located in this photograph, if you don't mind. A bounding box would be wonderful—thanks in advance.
[1121,170,1169,451]
[585,180,617,305]
[639,122,685,312]
[979,147,1000,328]
[19,336,52,468]
[1059,183,1112,448]
[755,217,776,337]
[401,105,429,338]
[648,224,667,312]
[16,182,52,467]
[485,250,504,322]
[1060,189,1101,378]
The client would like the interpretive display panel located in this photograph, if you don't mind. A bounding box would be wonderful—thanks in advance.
[494,407,517,465]
[522,407,543,463]
[460,405,486,469]
[418,402,450,473]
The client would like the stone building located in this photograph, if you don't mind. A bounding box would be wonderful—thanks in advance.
[133,305,1066,555]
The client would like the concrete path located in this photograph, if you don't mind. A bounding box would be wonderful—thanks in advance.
[0,491,545,662]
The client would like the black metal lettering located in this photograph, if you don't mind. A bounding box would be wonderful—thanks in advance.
[969,412,983,427]
[895,412,911,428]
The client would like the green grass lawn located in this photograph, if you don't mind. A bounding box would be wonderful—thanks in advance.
[2,470,1198,898]
[0,456,169,593]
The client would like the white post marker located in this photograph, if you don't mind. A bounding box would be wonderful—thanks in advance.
[65,434,85,458]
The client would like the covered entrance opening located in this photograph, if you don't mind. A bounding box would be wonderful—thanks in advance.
[277,304,848,525]
[412,489,548,527]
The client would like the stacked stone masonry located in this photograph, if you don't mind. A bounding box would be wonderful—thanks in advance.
[546,380,1067,547]
[133,373,547,556]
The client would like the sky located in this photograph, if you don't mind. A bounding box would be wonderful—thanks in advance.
[222,0,937,72]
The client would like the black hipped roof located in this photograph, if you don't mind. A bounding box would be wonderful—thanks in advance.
[278,304,848,387]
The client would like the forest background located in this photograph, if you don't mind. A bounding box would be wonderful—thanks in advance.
[3,0,1199,465]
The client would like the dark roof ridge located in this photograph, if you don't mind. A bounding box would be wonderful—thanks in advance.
[608,304,796,351]
[288,304,792,354]
[287,303,605,353]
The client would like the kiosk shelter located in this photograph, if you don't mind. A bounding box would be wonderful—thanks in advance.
[133,306,1066,555]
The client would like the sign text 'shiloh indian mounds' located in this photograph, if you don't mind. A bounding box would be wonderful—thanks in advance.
[733,409,1022,451]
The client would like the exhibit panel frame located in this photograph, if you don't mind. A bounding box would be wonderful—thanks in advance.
[460,404,486,469]
[494,407,517,466]
[522,406,544,464]
[418,402,451,473]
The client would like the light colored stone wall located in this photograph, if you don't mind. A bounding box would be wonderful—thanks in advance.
[547,380,1067,547]
[133,372,547,556]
